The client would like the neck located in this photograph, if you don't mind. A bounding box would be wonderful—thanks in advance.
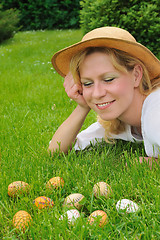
[118,89,146,128]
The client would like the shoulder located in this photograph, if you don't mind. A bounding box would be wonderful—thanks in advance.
[142,88,160,115]
[142,88,160,143]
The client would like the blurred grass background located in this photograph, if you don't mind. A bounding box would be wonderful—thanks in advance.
[0,30,159,239]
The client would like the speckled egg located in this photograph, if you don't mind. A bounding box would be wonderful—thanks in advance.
[8,181,30,197]
[46,176,64,189]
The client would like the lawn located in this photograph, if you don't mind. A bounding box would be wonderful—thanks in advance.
[0,30,159,239]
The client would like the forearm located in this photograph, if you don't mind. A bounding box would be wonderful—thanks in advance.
[48,105,90,154]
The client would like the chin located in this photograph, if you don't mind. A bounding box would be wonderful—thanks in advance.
[98,115,117,121]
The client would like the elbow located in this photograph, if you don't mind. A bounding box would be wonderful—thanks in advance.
[47,146,53,156]
[47,142,69,155]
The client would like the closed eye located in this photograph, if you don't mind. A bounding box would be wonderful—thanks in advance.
[82,81,93,87]
[104,77,115,82]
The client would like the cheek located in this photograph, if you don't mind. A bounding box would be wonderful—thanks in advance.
[82,88,90,100]
[114,79,134,97]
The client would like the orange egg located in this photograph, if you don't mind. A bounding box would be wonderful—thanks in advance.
[88,210,108,227]
[46,176,64,189]
[8,181,30,197]
[13,210,32,232]
[33,196,54,209]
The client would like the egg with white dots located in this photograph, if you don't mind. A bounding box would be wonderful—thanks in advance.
[116,199,139,213]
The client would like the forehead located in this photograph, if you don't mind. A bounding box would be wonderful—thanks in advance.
[80,51,116,75]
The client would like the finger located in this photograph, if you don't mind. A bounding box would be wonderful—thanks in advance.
[77,84,83,95]
[63,72,74,88]
[67,83,81,99]
[71,83,83,94]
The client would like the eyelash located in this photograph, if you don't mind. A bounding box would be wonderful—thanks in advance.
[82,82,92,86]
[82,78,115,86]
[104,77,115,82]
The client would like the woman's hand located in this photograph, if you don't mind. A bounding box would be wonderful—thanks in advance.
[125,156,159,170]
[63,72,90,109]
[139,156,159,169]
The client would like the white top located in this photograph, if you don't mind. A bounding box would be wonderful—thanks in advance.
[74,88,160,158]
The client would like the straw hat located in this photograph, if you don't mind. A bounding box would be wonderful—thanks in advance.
[51,26,160,80]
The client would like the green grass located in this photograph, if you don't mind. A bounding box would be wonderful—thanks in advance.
[0,30,159,240]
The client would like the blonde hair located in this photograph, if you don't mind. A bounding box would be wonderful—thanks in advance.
[70,47,160,143]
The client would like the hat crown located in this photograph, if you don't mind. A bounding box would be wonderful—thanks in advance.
[82,26,136,43]
[52,26,160,79]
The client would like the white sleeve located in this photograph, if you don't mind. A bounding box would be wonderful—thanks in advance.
[74,122,105,150]
[74,121,141,151]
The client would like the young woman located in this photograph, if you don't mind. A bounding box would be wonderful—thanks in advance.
[48,26,160,164]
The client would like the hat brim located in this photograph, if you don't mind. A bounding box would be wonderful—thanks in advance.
[51,38,160,80]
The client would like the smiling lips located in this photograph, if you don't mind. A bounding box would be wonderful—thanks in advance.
[96,100,115,110]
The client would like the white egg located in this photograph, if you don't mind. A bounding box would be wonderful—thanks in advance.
[116,199,139,213]
[59,209,80,224]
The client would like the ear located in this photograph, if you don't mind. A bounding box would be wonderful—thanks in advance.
[133,64,143,88]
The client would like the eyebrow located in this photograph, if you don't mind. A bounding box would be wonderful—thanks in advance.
[81,77,92,82]
[81,72,118,81]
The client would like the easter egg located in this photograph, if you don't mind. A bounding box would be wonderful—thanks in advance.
[88,210,108,227]
[33,196,54,209]
[59,209,80,225]
[116,199,139,213]
[46,176,64,189]
[63,193,85,210]
[93,182,112,199]
[8,181,30,197]
[13,210,32,232]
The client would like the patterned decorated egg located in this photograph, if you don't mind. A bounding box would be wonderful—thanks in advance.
[63,193,85,210]
[8,181,30,197]
[13,210,32,232]
[93,182,112,199]
[116,199,139,213]
[88,210,108,227]
[33,196,54,209]
[46,176,64,189]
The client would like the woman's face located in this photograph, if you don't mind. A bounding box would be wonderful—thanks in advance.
[79,51,140,121]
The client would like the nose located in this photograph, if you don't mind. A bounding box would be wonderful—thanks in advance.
[92,82,106,99]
